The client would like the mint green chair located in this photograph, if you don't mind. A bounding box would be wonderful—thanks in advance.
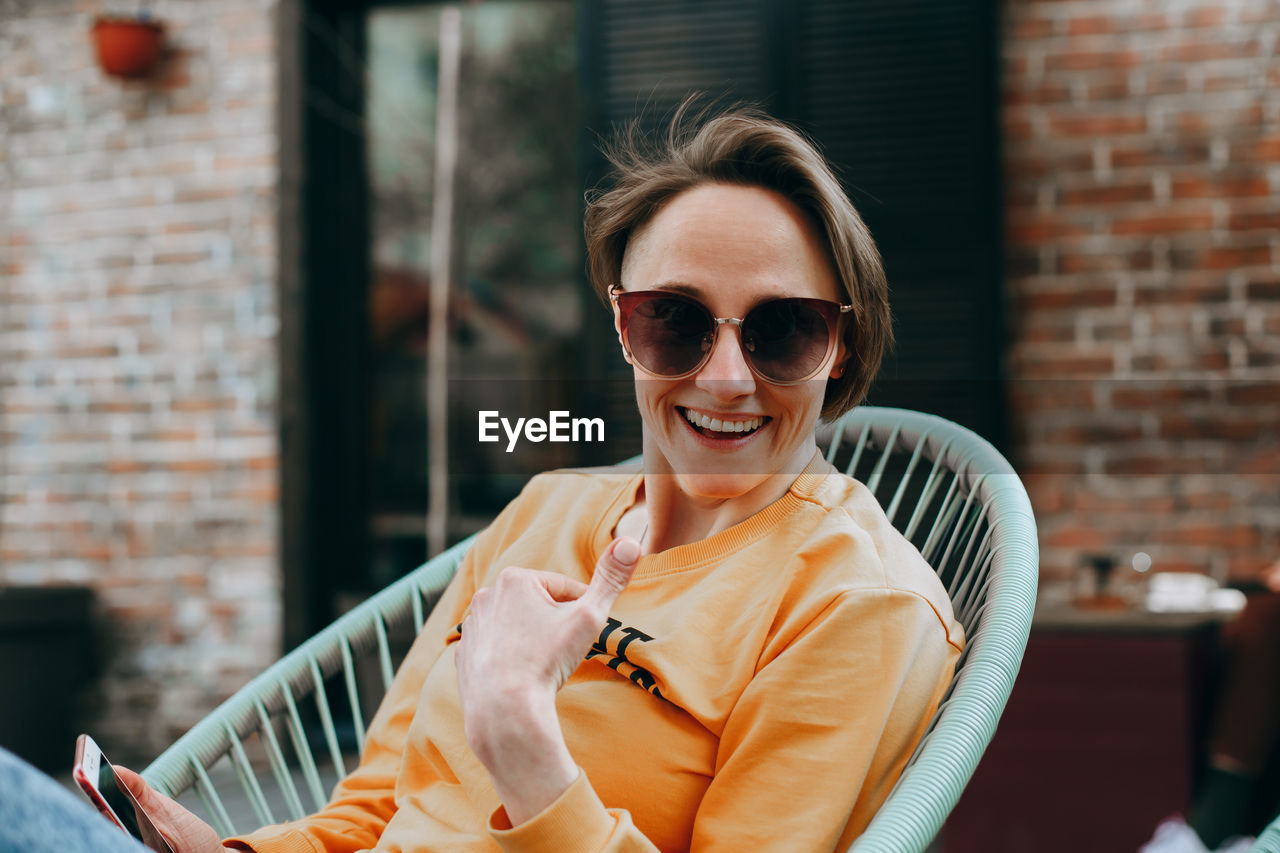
[143,406,1039,852]
[1254,814,1280,853]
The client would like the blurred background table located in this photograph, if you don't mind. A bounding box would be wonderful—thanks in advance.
[939,603,1230,853]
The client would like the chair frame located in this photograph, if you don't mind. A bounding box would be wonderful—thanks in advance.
[1256,816,1280,853]
[143,406,1039,851]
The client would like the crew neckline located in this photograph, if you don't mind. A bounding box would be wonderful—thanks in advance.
[592,448,838,578]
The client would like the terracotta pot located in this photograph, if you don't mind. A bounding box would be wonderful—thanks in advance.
[92,16,165,78]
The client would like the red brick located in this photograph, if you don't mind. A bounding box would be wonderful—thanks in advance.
[1064,16,1116,36]
[1230,444,1280,475]
[1008,381,1096,413]
[1006,149,1094,177]
[1059,182,1154,206]
[1111,140,1213,169]
[1208,316,1247,336]
[169,459,219,473]
[1246,277,1280,301]
[1170,245,1271,271]
[1006,216,1091,245]
[1250,132,1280,162]
[1174,104,1263,133]
[1045,50,1142,73]
[1010,15,1056,39]
[1111,210,1214,236]
[1159,414,1268,441]
[1130,349,1231,372]
[153,251,210,265]
[1015,319,1077,344]
[1180,491,1234,512]
[1072,491,1178,513]
[1001,115,1034,141]
[1203,73,1253,93]
[1017,286,1117,312]
[1171,174,1272,200]
[1042,421,1146,444]
[1158,40,1259,63]
[173,187,240,204]
[1224,382,1280,406]
[171,398,234,412]
[1133,281,1230,305]
[1087,78,1132,102]
[1246,348,1280,368]
[1184,6,1228,27]
[1143,71,1190,97]
[1228,210,1280,232]
[1166,525,1261,549]
[139,429,200,442]
[1045,525,1112,550]
[1059,248,1153,274]
[1015,458,1087,477]
[1104,454,1217,475]
[1048,113,1146,137]
[1013,350,1115,377]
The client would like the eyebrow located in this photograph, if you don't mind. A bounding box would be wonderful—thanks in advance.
[649,280,808,306]
[650,281,705,298]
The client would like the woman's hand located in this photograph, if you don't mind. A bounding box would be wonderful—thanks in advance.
[113,766,237,853]
[455,536,642,825]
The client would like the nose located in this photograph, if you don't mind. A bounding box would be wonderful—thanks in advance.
[694,323,756,401]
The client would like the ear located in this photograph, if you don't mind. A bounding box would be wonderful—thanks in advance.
[612,295,634,365]
[830,317,854,379]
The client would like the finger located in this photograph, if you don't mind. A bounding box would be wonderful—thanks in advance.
[539,572,590,602]
[113,767,173,842]
[113,766,155,809]
[583,537,641,612]
[117,765,221,852]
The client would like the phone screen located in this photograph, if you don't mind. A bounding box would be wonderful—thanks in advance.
[96,754,146,842]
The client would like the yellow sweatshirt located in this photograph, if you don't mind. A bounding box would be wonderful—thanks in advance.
[230,452,963,853]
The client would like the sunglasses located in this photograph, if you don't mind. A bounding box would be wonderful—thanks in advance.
[610,286,853,385]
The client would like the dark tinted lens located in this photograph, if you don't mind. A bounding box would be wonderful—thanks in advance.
[742,300,831,382]
[627,295,713,376]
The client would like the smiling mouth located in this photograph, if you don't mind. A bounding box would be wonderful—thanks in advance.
[678,406,769,438]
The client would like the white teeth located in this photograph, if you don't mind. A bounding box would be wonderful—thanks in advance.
[682,408,763,434]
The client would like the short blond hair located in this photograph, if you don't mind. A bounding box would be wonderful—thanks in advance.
[584,104,891,421]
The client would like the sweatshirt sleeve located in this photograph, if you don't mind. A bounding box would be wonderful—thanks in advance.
[693,587,961,852]
[223,544,481,853]
[485,587,959,853]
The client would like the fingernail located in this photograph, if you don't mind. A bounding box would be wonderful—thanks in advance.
[614,537,641,564]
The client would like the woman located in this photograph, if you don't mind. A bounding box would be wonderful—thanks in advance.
[6,106,964,853]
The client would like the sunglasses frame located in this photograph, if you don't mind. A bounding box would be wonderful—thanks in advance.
[609,286,854,386]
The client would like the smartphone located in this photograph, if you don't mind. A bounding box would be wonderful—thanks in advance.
[73,733,177,853]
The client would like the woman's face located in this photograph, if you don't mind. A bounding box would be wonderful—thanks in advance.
[615,182,848,502]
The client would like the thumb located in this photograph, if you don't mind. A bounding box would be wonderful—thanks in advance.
[114,766,179,828]
[114,765,158,809]
[116,764,224,851]
[584,536,641,611]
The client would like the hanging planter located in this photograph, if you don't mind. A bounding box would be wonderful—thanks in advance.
[92,14,166,79]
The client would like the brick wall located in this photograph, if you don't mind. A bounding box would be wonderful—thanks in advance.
[0,0,280,762]
[1003,0,1280,586]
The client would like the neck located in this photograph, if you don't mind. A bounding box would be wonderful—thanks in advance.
[638,439,821,553]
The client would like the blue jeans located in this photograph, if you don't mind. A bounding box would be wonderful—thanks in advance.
[0,745,149,852]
